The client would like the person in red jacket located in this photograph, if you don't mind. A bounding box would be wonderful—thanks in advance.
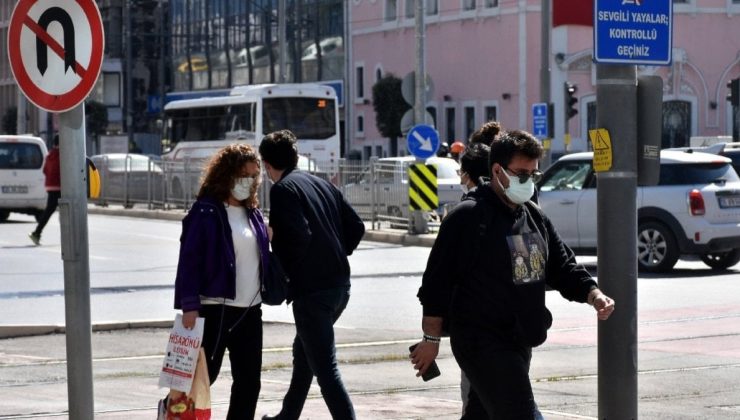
[29,135,60,245]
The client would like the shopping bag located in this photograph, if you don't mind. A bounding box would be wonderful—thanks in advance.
[162,348,212,420]
[159,314,205,392]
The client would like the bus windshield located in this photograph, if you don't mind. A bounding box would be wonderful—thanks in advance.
[262,97,336,139]
[167,104,255,143]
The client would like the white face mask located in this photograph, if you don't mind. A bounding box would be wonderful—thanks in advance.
[232,177,255,201]
[498,169,535,205]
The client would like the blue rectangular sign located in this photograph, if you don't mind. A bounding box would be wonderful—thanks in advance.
[594,0,672,66]
[532,103,548,138]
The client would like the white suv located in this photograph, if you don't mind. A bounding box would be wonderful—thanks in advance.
[0,135,48,222]
[537,150,740,272]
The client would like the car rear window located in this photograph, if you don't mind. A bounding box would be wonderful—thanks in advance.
[659,162,739,185]
[0,142,44,169]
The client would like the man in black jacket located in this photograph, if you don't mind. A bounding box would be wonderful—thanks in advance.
[411,130,615,419]
[260,130,365,420]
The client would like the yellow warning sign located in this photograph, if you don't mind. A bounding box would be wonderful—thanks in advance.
[588,129,612,172]
[408,164,438,211]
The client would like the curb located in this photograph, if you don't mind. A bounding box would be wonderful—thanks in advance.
[87,205,437,247]
[0,320,296,339]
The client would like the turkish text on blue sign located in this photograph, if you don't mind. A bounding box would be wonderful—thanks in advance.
[408,164,438,211]
[594,0,672,66]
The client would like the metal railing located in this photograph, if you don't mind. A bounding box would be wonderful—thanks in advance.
[91,156,446,231]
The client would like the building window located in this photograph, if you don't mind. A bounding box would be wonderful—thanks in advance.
[445,107,456,142]
[464,106,475,140]
[484,106,497,122]
[92,72,121,107]
[385,0,397,21]
[363,145,372,161]
[427,0,439,15]
[376,68,383,82]
[357,114,365,134]
[406,0,415,18]
[375,145,384,157]
[484,0,498,8]
[463,0,476,11]
[355,65,365,99]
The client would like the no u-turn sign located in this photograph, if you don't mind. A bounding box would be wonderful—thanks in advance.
[8,0,104,113]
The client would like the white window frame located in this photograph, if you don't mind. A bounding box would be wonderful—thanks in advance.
[462,0,477,13]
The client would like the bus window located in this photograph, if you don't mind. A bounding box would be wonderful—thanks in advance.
[262,97,336,139]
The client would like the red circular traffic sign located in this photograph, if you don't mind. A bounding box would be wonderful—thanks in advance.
[7,0,104,113]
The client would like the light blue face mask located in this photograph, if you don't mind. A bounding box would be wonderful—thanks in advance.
[499,170,535,204]
[232,177,255,201]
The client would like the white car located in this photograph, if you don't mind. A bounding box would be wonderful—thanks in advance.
[0,135,48,222]
[343,156,462,219]
[537,150,740,272]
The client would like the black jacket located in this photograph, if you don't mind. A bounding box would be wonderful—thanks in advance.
[418,183,596,347]
[269,169,365,299]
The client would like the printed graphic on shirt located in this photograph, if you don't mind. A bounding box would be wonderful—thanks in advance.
[507,232,547,285]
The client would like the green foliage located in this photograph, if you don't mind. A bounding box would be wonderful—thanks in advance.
[2,107,17,135]
[85,100,108,139]
[372,74,410,141]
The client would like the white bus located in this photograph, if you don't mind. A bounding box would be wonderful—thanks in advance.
[161,83,340,199]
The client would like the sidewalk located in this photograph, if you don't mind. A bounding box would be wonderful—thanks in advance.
[1,321,596,420]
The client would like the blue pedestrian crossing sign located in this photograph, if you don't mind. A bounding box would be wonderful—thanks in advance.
[594,0,673,66]
[407,124,440,160]
[532,103,549,138]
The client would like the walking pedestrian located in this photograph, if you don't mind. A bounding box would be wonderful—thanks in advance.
[412,130,615,419]
[173,143,269,419]
[29,134,60,245]
[259,130,365,420]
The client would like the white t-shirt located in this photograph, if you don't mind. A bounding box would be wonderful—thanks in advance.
[201,204,262,307]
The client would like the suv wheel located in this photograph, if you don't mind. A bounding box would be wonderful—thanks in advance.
[637,221,679,272]
[701,249,740,270]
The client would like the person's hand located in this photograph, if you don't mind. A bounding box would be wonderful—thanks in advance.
[589,290,615,321]
[409,340,439,377]
[182,310,199,329]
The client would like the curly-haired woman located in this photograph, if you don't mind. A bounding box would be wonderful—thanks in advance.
[174,143,269,419]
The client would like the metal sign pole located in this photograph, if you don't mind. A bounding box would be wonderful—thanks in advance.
[596,64,638,419]
[58,104,95,420]
[410,0,428,234]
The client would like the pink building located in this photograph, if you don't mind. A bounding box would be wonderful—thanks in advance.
[348,0,740,159]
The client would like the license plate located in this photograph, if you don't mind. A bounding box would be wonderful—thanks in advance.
[1,185,28,194]
[718,196,740,208]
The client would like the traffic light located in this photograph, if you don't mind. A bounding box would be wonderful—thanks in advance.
[565,82,578,120]
[728,78,740,107]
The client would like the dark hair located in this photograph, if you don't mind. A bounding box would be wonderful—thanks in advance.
[459,142,490,186]
[489,130,544,169]
[469,120,502,146]
[198,143,261,208]
[259,130,299,171]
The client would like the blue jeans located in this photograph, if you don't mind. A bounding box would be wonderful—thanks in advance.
[277,286,355,420]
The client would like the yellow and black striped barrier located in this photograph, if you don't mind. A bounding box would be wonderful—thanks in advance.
[408,163,438,211]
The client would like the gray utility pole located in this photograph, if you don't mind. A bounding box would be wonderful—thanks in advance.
[278,0,287,83]
[16,89,27,134]
[343,0,353,157]
[125,2,133,148]
[595,64,638,419]
[539,0,551,168]
[58,105,95,419]
[410,0,428,234]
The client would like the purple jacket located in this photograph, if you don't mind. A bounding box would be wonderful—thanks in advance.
[174,196,270,312]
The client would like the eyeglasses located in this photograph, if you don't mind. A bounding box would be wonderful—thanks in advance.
[504,167,543,184]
